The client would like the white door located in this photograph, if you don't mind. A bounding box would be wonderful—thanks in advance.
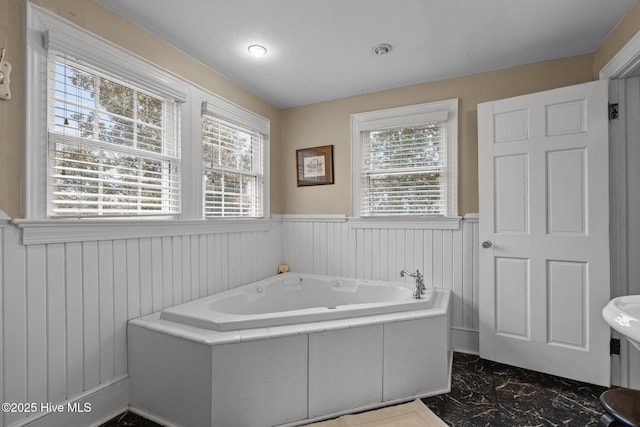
[478,80,611,386]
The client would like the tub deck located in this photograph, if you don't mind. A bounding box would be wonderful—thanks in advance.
[128,281,451,427]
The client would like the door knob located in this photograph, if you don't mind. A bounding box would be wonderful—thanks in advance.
[482,240,492,248]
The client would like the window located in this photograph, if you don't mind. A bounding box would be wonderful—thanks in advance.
[201,101,269,218]
[25,3,270,225]
[48,54,180,216]
[351,100,458,217]
[25,3,188,219]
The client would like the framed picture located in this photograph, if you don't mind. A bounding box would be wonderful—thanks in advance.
[296,145,334,186]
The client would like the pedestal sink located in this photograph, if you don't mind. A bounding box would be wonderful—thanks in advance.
[600,296,640,427]
[603,295,640,351]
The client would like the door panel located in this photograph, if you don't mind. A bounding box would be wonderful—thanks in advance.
[546,149,586,234]
[494,109,529,142]
[495,155,529,234]
[495,257,529,338]
[547,260,587,348]
[545,100,585,136]
[478,80,610,386]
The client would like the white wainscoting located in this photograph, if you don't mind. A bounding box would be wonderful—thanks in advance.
[0,214,479,427]
[0,218,281,427]
[281,214,480,353]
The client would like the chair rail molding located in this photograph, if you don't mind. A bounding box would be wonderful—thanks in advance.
[12,218,276,245]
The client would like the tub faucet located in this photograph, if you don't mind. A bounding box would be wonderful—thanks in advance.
[400,269,425,299]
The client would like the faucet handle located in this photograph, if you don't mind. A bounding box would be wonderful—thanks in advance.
[415,270,424,284]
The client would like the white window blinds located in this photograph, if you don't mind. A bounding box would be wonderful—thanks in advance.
[202,110,264,218]
[47,53,181,217]
[360,121,447,216]
[47,53,180,216]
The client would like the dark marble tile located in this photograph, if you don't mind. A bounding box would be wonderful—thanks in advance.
[539,374,607,427]
[423,354,493,426]
[99,411,162,427]
[421,353,609,427]
[492,366,558,426]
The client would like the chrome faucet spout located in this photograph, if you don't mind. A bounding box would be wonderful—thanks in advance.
[400,269,416,278]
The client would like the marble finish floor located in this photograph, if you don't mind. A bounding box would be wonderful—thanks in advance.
[102,352,608,426]
[423,353,607,426]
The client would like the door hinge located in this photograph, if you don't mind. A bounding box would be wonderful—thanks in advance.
[609,103,619,120]
[611,338,621,355]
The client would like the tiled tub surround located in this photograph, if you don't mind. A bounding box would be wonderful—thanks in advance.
[128,279,451,427]
[105,352,608,427]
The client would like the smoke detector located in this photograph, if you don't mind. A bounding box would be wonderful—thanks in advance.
[373,43,392,55]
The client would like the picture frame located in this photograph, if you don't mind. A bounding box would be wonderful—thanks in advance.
[296,145,334,186]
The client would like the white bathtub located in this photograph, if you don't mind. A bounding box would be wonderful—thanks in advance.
[159,273,434,331]
[129,273,451,427]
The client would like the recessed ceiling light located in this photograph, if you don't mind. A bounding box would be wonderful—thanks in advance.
[248,44,268,57]
[373,43,392,55]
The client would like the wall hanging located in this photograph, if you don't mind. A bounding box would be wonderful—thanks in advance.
[296,145,334,186]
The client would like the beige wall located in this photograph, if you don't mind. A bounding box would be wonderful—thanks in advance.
[3,0,640,218]
[281,55,595,216]
[0,1,22,218]
[594,0,640,76]
[0,0,282,218]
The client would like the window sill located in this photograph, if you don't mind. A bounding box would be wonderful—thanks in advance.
[350,216,462,230]
[12,217,274,245]
[0,211,11,226]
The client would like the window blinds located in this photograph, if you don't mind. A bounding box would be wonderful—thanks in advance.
[47,53,181,216]
[202,113,264,218]
[360,121,446,216]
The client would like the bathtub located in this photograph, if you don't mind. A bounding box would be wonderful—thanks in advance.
[159,273,435,331]
[128,273,451,427]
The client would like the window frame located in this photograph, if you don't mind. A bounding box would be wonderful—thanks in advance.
[200,98,270,219]
[25,2,189,220]
[351,99,458,219]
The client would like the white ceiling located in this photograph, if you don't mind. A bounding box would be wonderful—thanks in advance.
[97,0,636,108]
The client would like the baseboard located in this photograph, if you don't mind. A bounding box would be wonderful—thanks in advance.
[451,327,479,355]
[8,375,129,427]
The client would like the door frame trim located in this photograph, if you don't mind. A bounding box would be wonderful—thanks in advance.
[600,29,640,388]
[600,31,640,300]
[600,30,640,80]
